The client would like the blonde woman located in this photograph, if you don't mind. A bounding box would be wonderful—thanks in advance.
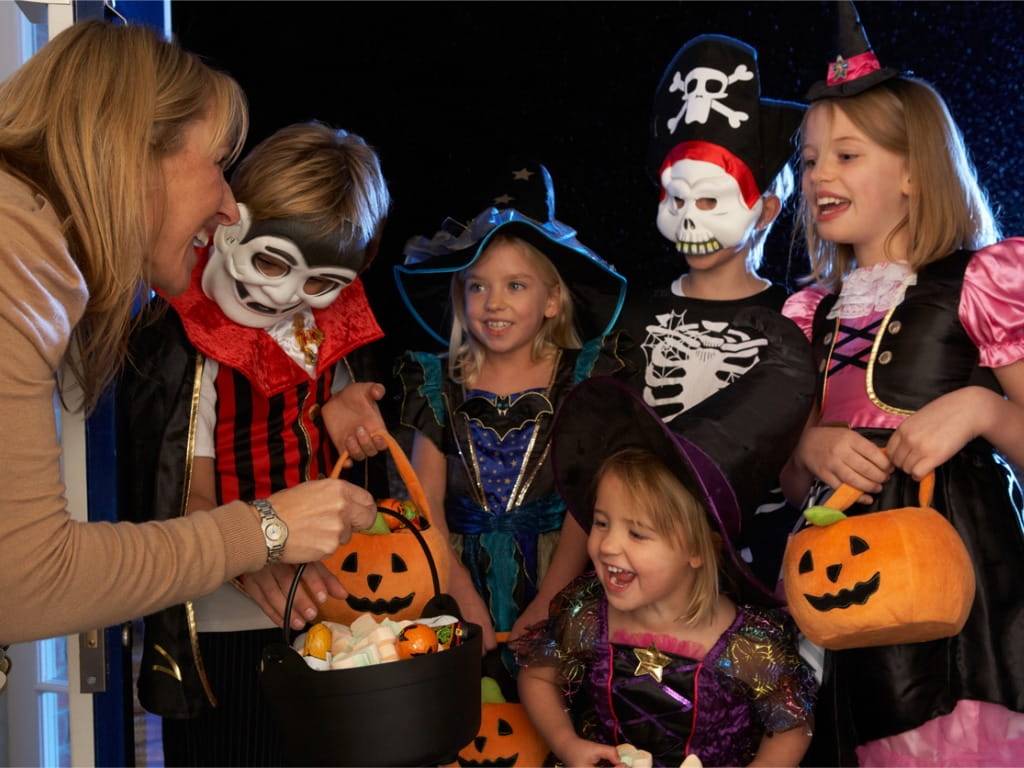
[0,20,376,646]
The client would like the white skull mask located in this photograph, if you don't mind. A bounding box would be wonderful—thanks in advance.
[656,158,762,255]
[203,204,358,329]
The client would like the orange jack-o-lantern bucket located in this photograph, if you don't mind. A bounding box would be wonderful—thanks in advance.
[782,464,975,650]
[445,671,551,768]
[318,432,451,623]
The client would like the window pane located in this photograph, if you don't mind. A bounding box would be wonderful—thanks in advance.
[38,690,70,768]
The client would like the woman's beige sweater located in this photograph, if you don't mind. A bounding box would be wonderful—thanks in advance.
[0,170,266,644]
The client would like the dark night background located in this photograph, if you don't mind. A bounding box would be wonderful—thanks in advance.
[172,1,1024,359]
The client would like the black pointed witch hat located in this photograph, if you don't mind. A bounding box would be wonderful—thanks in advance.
[806,0,905,100]
[394,159,626,347]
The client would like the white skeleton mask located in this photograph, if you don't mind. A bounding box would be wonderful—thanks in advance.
[203,204,357,329]
[657,158,762,256]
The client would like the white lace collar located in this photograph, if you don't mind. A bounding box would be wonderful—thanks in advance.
[827,261,917,320]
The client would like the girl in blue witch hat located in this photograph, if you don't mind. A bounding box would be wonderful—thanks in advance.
[393,160,639,674]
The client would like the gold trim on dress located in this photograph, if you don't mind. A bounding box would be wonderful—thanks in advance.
[864,304,915,416]
[821,307,916,418]
[151,644,183,681]
[183,354,218,708]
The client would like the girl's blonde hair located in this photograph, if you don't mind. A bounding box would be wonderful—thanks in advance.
[596,448,721,626]
[797,77,999,291]
[447,233,581,385]
[0,20,247,412]
[231,122,390,271]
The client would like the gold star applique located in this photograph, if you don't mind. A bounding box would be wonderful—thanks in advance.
[512,167,535,181]
[633,643,672,683]
[493,193,515,205]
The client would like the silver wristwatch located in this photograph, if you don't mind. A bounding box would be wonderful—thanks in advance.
[251,498,288,564]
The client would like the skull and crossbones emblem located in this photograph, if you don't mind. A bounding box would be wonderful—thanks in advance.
[666,64,754,133]
[641,311,767,420]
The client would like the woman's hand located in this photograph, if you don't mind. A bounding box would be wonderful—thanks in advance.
[241,561,347,631]
[322,382,388,466]
[265,478,377,563]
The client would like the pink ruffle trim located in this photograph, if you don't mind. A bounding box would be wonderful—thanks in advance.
[855,700,1024,767]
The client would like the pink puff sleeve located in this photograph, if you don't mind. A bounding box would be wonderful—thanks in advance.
[960,238,1024,369]
[782,285,831,343]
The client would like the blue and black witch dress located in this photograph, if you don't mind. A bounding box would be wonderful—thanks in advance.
[396,333,638,636]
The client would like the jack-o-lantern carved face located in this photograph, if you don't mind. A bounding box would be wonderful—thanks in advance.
[317,499,451,624]
[795,533,880,611]
[782,504,975,650]
[447,678,549,768]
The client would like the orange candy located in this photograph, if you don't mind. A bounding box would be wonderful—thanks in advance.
[395,623,439,659]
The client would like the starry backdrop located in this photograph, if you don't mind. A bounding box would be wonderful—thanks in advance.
[171,0,1024,359]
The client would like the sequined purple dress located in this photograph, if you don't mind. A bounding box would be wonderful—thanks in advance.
[515,576,816,767]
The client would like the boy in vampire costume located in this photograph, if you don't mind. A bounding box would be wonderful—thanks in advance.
[615,34,817,588]
[118,122,390,766]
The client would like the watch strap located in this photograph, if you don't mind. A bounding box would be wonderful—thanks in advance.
[250,498,288,564]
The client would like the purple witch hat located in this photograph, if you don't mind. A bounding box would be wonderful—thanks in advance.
[806,0,905,100]
[551,376,780,605]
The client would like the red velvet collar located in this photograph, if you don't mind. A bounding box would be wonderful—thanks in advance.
[165,251,384,397]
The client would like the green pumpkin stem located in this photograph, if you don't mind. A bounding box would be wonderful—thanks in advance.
[804,505,848,527]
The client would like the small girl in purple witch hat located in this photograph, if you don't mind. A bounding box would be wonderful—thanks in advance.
[781,1,1024,764]
[515,376,816,768]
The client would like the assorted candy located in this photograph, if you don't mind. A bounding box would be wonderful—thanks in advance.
[294,613,463,671]
[616,745,703,768]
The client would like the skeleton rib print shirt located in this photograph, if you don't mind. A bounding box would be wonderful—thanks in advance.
[619,282,789,424]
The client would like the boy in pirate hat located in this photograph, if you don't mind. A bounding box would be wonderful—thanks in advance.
[119,122,390,766]
[616,34,816,589]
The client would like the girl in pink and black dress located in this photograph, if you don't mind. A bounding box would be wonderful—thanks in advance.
[780,6,1024,764]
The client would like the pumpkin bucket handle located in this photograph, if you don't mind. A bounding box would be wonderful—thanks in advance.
[822,448,935,511]
[280,503,443,647]
[280,432,444,646]
[330,431,433,524]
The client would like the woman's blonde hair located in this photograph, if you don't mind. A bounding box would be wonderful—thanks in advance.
[447,233,581,385]
[596,448,721,626]
[231,122,390,271]
[0,20,247,412]
[797,77,999,291]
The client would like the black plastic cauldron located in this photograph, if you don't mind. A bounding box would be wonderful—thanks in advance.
[259,502,481,766]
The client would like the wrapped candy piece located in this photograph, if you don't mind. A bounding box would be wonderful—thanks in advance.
[617,744,653,768]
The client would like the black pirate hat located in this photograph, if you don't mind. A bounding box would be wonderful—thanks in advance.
[395,160,626,347]
[552,376,779,605]
[806,0,904,100]
[649,34,804,206]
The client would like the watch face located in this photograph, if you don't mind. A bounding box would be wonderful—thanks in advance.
[265,521,286,543]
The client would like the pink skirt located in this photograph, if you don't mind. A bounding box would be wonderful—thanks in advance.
[856,700,1024,766]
